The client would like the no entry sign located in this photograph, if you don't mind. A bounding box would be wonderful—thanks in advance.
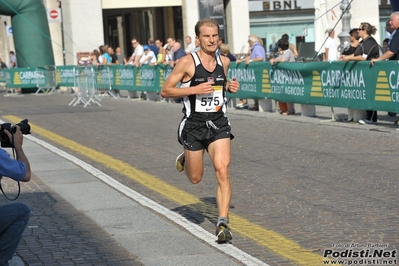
[50,9,58,19]
[47,8,62,23]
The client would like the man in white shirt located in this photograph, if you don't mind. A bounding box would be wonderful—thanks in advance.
[185,36,196,54]
[139,45,157,66]
[324,29,338,61]
[126,38,144,67]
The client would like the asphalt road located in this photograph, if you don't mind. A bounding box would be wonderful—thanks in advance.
[1,91,398,265]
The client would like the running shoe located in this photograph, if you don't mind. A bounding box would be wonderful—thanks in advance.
[216,223,232,243]
[175,152,185,172]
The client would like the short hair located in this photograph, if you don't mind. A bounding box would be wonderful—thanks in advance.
[220,43,230,54]
[194,18,219,37]
[277,38,289,50]
[281,34,289,40]
[383,38,390,44]
[248,34,258,43]
[9,51,14,55]
[148,38,155,44]
[349,28,360,40]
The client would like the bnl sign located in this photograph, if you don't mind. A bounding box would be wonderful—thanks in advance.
[263,1,301,11]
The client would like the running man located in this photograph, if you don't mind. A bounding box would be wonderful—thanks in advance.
[161,18,239,243]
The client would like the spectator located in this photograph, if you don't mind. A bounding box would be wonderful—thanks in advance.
[185,36,196,54]
[155,39,166,64]
[270,38,296,115]
[148,38,159,57]
[343,22,381,124]
[126,38,144,67]
[115,47,126,65]
[101,45,112,65]
[166,37,176,60]
[281,33,298,58]
[0,124,31,266]
[164,45,172,64]
[382,38,389,53]
[194,38,200,52]
[169,41,186,68]
[370,13,399,117]
[107,46,119,64]
[235,34,266,110]
[89,49,100,65]
[340,28,360,122]
[219,43,236,62]
[139,45,157,66]
[385,17,397,117]
[324,29,338,61]
[8,51,17,68]
[98,45,104,64]
[0,58,7,69]
[341,28,360,56]
[216,38,224,56]
[386,18,395,40]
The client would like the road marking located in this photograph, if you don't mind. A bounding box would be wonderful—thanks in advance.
[4,115,326,266]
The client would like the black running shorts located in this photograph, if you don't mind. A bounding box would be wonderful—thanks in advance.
[177,115,234,151]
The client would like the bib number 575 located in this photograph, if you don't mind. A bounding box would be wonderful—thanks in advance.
[201,96,220,106]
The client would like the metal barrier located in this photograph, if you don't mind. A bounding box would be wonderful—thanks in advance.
[35,65,57,94]
[96,65,117,99]
[69,66,101,107]
[0,69,6,90]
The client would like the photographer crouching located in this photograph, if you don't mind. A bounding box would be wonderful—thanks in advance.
[0,121,31,266]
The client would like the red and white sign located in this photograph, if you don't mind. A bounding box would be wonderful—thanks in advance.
[47,8,62,23]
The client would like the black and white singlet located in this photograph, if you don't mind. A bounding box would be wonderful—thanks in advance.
[180,52,227,121]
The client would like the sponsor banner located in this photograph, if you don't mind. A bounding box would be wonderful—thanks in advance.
[229,60,399,113]
[56,66,75,86]
[113,66,135,89]
[135,64,160,92]
[3,61,399,113]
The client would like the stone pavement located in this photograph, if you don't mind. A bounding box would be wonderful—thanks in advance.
[1,91,399,266]
[2,131,261,266]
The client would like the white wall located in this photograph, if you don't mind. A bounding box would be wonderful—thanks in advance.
[102,0,182,9]
[226,0,250,54]
[182,0,199,44]
[43,0,63,66]
[61,0,104,65]
[0,16,13,65]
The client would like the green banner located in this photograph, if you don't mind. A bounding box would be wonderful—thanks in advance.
[56,65,75,87]
[3,61,399,112]
[227,61,399,113]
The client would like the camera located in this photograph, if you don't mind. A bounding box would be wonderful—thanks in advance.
[0,119,31,148]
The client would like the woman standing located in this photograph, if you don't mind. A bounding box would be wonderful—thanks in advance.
[340,22,381,124]
[270,38,296,115]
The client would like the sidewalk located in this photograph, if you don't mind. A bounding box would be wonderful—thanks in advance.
[3,134,264,266]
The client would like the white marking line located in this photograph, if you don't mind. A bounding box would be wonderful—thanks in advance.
[25,135,269,266]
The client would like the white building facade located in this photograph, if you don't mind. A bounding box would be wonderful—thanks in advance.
[0,0,393,65]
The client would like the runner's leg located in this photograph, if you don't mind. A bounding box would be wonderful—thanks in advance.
[184,149,205,184]
[208,138,231,218]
